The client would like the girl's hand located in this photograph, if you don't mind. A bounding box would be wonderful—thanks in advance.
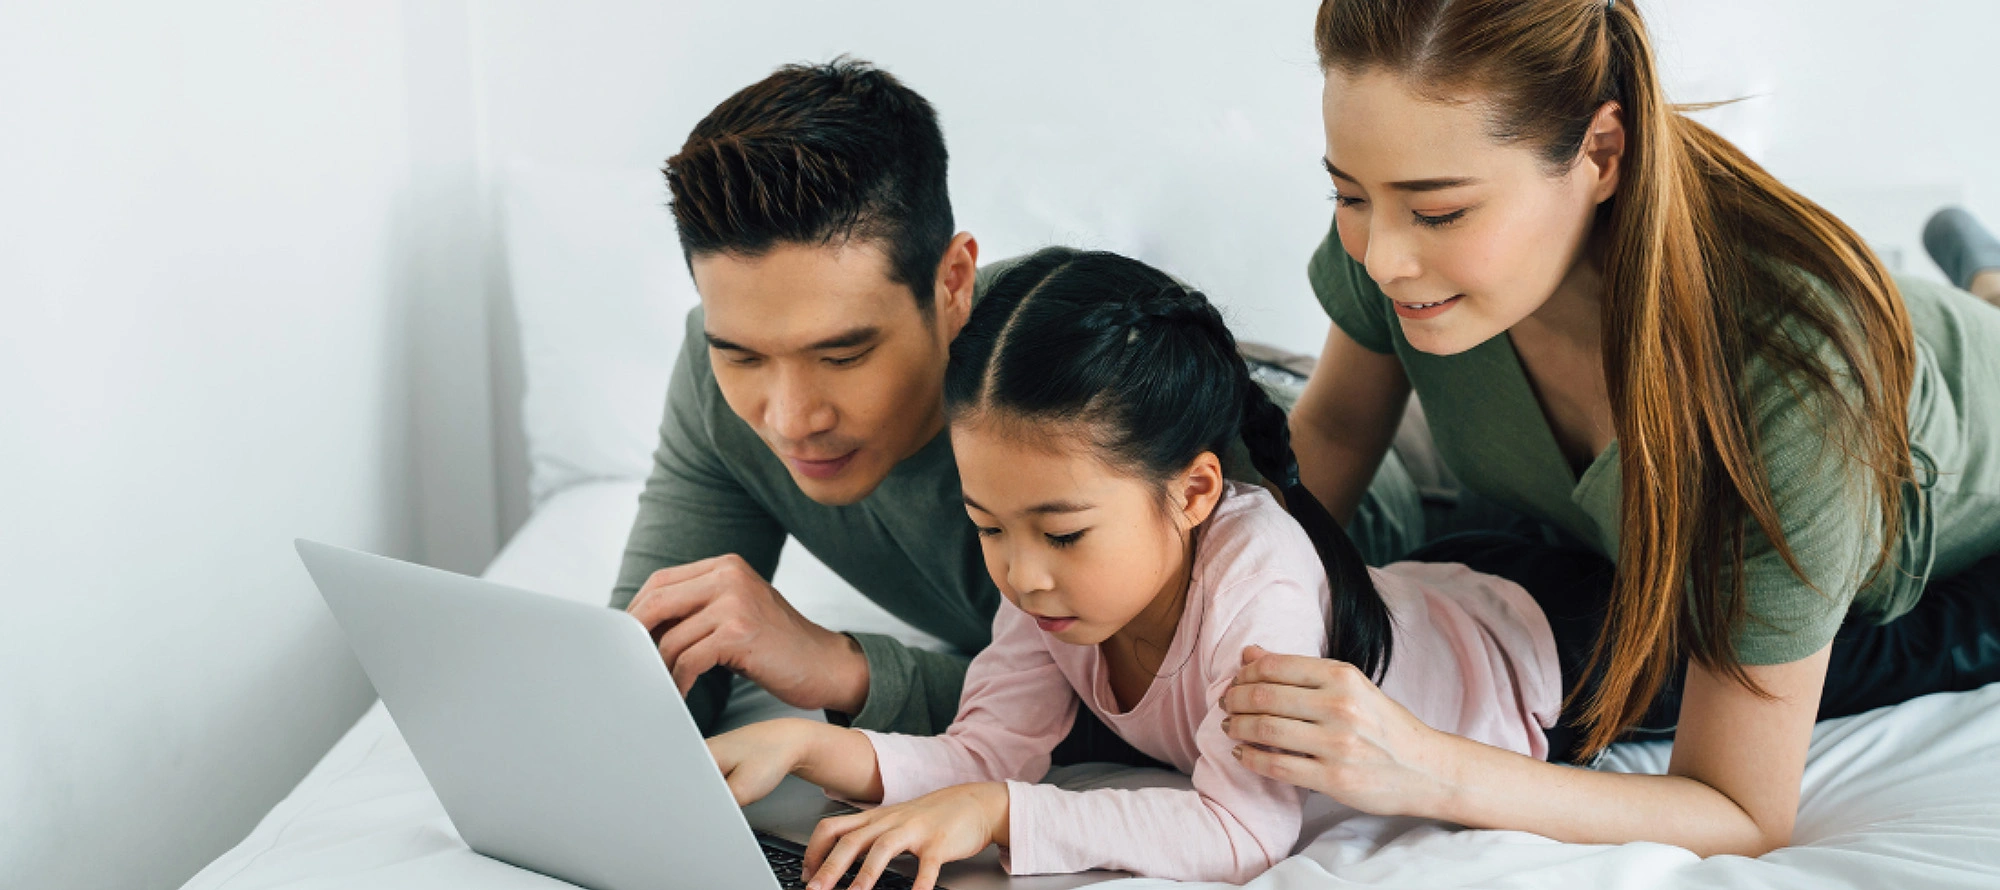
[707,717,820,806]
[800,782,1008,890]
[1220,645,1454,818]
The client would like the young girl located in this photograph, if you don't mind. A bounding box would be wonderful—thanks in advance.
[705,249,1562,889]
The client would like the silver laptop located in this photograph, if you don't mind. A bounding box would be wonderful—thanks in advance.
[297,539,1119,890]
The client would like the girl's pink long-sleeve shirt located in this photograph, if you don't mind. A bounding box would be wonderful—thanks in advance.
[861,483,1560,883]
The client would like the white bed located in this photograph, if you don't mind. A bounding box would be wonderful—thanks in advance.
[182,477,2000,890]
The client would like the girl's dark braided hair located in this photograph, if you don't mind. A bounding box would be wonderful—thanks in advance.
[944,247,1393,679]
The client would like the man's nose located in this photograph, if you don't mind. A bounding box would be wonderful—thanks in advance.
[765,367,837,442]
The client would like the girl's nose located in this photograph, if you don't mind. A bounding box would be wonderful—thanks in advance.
[1005,547,1056,596]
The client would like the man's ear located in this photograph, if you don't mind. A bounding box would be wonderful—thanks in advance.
[1174,451,1226,529]
[935,231,979,339]
[1584,101,1626,204]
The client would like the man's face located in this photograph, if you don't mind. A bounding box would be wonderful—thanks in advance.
[692,240,960,506]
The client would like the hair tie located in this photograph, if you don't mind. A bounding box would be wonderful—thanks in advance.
[1606,0,1615,9]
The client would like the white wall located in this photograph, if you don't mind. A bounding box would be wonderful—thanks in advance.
[0,3,418,888]
[1645,0,2000,279]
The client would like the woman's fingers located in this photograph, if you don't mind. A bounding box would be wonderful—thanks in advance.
[1233,740,1323,788]
[1236,647,1356,689]
[1223,712,1318,752]
[1221,678,1330,720]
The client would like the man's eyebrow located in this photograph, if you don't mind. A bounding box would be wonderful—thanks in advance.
[1324,158,1481,193]
[961,496,1096,516]
[703,326,882,354]
[807,326,881,351]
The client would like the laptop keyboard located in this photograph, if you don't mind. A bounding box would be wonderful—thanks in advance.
[761,837,917,890]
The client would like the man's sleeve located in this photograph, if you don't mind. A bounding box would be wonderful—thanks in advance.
[838,633,974,736]
[610,308,786,731]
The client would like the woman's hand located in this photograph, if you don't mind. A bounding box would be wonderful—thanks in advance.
[800,782,1008,890]
[1221,645,1454,818]
[706,717,821,806]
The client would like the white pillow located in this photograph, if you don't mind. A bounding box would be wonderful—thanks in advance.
[501,160,700,505]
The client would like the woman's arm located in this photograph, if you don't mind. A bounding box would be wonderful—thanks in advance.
[1290,322,1411,525]
[1223,644,1830,857]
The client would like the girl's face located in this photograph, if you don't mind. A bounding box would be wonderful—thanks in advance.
[950,416,1222,647]
[1321,67,1623,355]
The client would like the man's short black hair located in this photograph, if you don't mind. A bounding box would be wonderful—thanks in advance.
[665,57,953,317]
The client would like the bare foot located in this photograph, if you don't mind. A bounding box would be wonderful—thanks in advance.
[1973,269,2000,306]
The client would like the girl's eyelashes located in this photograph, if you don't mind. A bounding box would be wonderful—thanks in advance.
[968,521,1086,548]
[1329,190,1366,209]
[1045,530,1087,549]
[1413,208,1470,229]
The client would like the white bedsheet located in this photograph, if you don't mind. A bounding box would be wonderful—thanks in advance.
[184,480,2000,890]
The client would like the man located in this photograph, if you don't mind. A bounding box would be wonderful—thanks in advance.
[613,58,1426,743]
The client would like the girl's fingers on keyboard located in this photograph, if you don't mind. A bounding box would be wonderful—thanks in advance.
[911,855,943,890]
[806,815,890,890]
[802,811,866,876]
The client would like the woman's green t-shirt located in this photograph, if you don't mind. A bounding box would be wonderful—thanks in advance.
[1308,217,2000,664]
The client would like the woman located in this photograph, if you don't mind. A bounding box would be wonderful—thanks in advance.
[1222,0,2000,857]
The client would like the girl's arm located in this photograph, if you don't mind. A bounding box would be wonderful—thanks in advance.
[861,601,1078,805]
[708,718,883,805]
[1224,644,1830,857]
[997,695,1305,883]
[993,574,1326,883]
[806,569,1331,887]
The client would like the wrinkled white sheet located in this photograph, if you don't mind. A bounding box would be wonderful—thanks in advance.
[184,481,2000,890]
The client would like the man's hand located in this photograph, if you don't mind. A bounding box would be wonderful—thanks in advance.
[625,554,870,713]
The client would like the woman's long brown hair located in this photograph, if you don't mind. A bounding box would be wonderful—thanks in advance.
[1315,0,1917,755]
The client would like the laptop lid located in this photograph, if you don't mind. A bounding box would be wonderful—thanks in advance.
[296,539,780,890]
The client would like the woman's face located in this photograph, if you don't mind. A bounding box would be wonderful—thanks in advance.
[1321,67,1618,355]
